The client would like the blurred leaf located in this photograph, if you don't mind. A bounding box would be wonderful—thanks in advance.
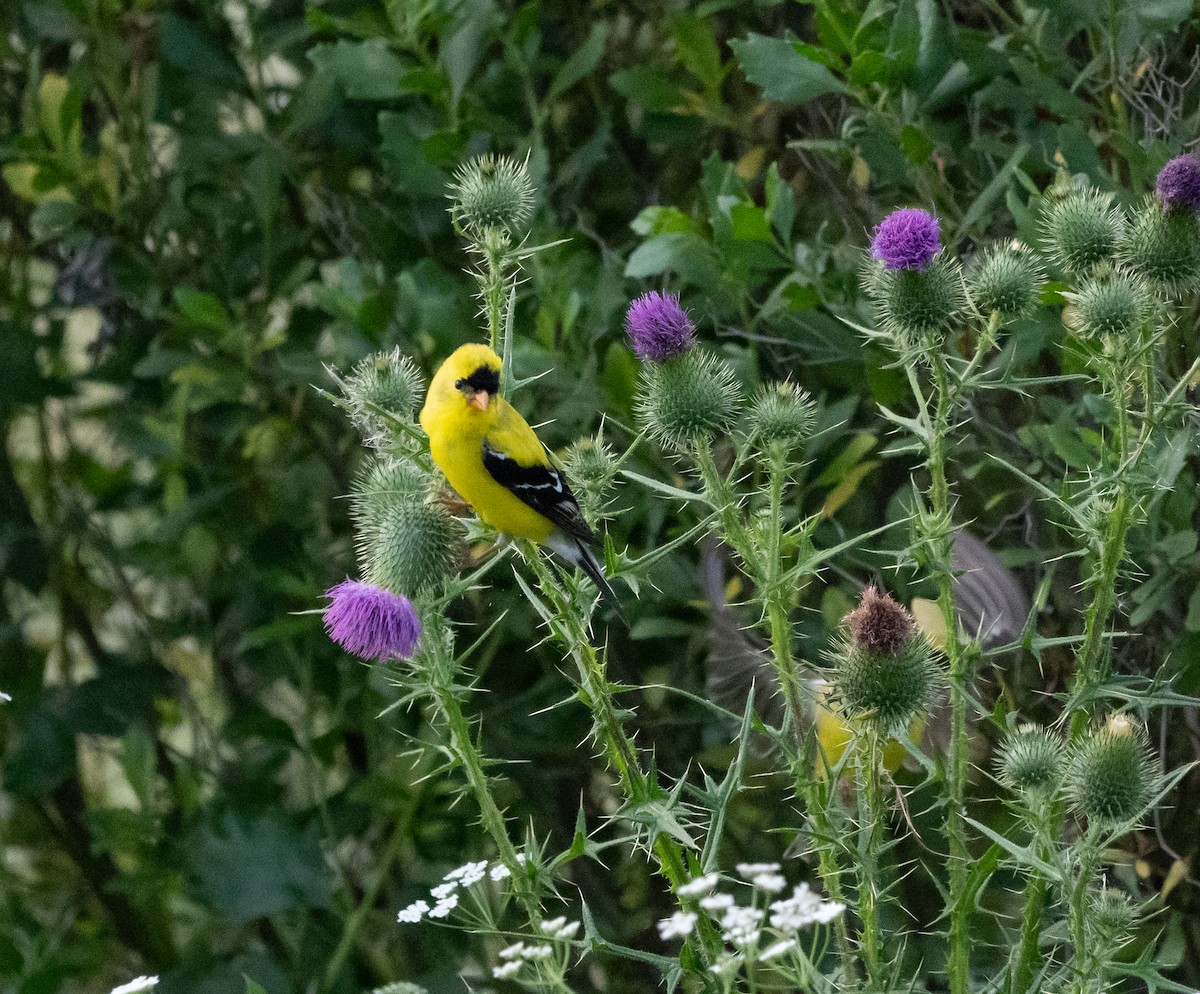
[187,811,332,921]
[730,32,848,104]
[174,288,231,332]
[160,13,244,89]
[308,39,411,100]
[548,22,608,103]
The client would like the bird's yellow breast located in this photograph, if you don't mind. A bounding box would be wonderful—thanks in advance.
[428,429,556,542]
[420,366,556,542]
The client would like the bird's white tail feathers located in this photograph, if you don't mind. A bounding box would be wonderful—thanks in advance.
[544,531,623,621]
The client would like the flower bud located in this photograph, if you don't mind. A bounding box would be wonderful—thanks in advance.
[870,208,940,271]
[1086,885,1138,947]
[343,348,425,439]
[997,724,1062,795]
[322,580,422,661]
[1043,190,1125,275]
[1067,714,1158,825]
[449,154,535,236]
[563,433,618,524]
[625,290,696,362]
[966,242,1044,319]
[1118,201,1200,292]
[745,382,816,447]
[866,257,967,343]
[636,349,740,451]
[831,587,937,734]
[1066,271,1151,339]
[1155,153,1200,213]
[352,461,463,595]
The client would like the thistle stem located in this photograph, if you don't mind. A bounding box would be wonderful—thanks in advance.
[1067,827,1100,984]
[857,728,887,985]
[522,551,725,963]
[928,357,971,994]
[433,676,541,922]
[694,441,857,982]
[1008,804,1051,994]
[1068,361,1134,738]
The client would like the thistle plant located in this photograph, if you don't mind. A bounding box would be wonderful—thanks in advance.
[843,155,1200,994]
[310,151,1199,994]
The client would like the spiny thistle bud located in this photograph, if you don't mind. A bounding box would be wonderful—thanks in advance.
[870,208,940,271]
[1118,200,1200,292]
[866,257,967,343]
[831,586,938,734]
[1065,271,1151,339]
[1086,885,1138,947]
[322,580,422,661]
[1043,190,1125,275]
[635,349,741,451]
[997,724,1063,795]
[1155,153,1200,213]
[563,433,618,524]
[966,242,1045,319]
[448,154,535,236]
[352,462,463,595]
[1067,714,1158,825]
[343,348,425,439]
[745,381,816,446]
[625,290,696,361]
[845,585,913,653]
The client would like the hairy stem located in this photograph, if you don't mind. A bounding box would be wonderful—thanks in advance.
[433,674,540,922]
[694,442,857,981]
[522,552,725,964]
[1008,804,1051,994]
[857,729,887,984]
[929,358,971,994]
[1068,362,1134,738]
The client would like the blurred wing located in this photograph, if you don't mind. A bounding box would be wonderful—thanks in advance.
[700,538,793,740]
[951,531,1030,649]
[482,441,594,543]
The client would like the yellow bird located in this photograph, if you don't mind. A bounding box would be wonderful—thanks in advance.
[419,343,617,606]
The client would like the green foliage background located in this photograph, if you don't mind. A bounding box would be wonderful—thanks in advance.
[2,0,1200,991]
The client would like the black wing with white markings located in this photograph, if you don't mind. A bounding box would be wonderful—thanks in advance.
[481,441,594,544]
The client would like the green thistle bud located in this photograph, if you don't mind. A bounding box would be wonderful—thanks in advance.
[563,432,619,524]
[1043,190,1125,275]
[831,586,938,734]
[745,381,816,446]
[1119,200,1200,292]
[343,348,425,440]
[636,349,741,451]
[1065,271,1151,339]
[449,154,535,236]
[1086,885,1138,946]
[966,242,1045,319]
[1067,714,1158,825]
[997,724,1062,795]
[352,460,463,595]
[867,257,967,343]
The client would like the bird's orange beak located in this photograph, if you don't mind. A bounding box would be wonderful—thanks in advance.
[469,390,490,411]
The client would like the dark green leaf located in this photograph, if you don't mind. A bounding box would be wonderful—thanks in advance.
[730,33,848,104]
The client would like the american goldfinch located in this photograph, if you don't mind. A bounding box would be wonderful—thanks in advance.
[420,343,617,607]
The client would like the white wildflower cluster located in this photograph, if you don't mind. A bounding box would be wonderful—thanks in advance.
[656,864,847,979]
[397,854,525,924]
[768,882,846,932]
[490,918,580,980]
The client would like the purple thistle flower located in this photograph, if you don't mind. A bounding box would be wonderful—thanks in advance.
[625,290,696,361]
[870,208,941,270]
[322,579,421,661]
[1155,154,1200,213]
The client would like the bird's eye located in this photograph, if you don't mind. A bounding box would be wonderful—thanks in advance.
[454,377,471,394]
